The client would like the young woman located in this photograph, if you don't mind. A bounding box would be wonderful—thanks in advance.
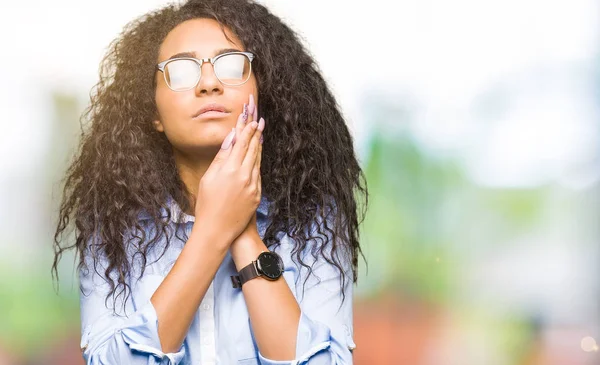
[52,0,367,364]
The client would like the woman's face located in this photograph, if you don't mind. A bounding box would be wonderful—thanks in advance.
[154,18,257,155]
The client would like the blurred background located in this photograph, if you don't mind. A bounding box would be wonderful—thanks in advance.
[1,0,598,364]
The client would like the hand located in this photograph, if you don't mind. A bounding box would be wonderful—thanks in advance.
[234,93,261,145]
[193,94,265,247]
[235,95,264,238]
[230,94,264,261]
[233,93,264,244]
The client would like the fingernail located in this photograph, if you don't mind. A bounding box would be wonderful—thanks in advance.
[248,94,255,116]
[242,103,248,122]
[258,117,265,132]
[260,135,264,144]
[221,128,235,149]
[253,104,258,122]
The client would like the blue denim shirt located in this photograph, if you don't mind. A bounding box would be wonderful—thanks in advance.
[78,195,356,364]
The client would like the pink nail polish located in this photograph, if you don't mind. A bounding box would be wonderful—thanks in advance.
[248,94,255,116]
[260,135,264,144]
[221,128,235,149]
[243,103,248,122]
[258,117,265,132]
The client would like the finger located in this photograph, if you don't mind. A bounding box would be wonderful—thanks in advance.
[251,133,262,187]
[247,94,256,125]
[256,130,263,172]
[234,104,247,146]
[228,120,258,166]
[242,117,264,171]
[257,151,262,198]
[253,98,258,122]
[208,128,236,171]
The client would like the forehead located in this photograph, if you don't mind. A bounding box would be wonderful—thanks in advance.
[158,18,243,61]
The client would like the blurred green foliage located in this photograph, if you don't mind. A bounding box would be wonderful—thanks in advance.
[358,130,462,302]
[0,255,80,356]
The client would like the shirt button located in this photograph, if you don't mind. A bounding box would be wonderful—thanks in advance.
[202,303,211,310]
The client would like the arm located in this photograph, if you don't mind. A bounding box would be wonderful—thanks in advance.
[231,219,356,365]
[79,225,229,365]
[80,97,264,364]
[229,96,355,362]
[150,223,229,353]
[152,100,265,353]
[230,227,301,361]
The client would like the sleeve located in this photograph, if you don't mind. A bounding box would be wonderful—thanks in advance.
[78,243,186,365]
[257,219,357,365]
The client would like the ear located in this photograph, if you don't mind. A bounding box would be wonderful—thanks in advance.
[152,119,164,132]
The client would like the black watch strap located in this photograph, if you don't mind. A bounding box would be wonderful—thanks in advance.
[230,261,260,288]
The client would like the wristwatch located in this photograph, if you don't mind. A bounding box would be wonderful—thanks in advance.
[231,251,284,288]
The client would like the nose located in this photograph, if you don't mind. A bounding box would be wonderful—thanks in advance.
[195,61,223,95]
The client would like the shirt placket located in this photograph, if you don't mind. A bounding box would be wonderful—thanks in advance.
[199,280,217,365]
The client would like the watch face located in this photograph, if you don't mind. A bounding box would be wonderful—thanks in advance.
[257,252,284,280]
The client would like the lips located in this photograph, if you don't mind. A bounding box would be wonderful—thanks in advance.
[192,103,229,118]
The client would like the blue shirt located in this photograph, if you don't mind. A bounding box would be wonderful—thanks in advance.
[79,195,356,365]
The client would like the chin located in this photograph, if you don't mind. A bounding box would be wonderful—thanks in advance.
[210,131,231,146]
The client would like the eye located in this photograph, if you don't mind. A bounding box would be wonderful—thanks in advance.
[214,54,251,85]
[165,59,199,90]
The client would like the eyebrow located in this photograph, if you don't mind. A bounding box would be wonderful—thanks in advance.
[166,48,242,61]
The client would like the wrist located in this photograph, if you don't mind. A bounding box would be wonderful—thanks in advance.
[231,250,285,288]
[230,233,266,271]
[190,221,231,253]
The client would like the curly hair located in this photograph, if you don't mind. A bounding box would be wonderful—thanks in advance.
[52,0,368,312]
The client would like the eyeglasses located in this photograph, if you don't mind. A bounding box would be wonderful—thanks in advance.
[156,51,255,92]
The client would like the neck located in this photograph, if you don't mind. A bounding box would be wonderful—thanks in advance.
[173,148,216,215]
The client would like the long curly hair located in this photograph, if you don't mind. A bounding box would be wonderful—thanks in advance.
[52,0,368,312]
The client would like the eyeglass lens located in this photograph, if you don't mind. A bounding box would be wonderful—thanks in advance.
[164,54,251,91]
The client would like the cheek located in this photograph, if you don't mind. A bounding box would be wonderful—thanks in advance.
[247,75,258,99]
[238,78,259,111]
[156,88,175,117]
[155,88,189,124]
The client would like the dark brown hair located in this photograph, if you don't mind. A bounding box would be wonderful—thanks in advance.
[52,0,368,312]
